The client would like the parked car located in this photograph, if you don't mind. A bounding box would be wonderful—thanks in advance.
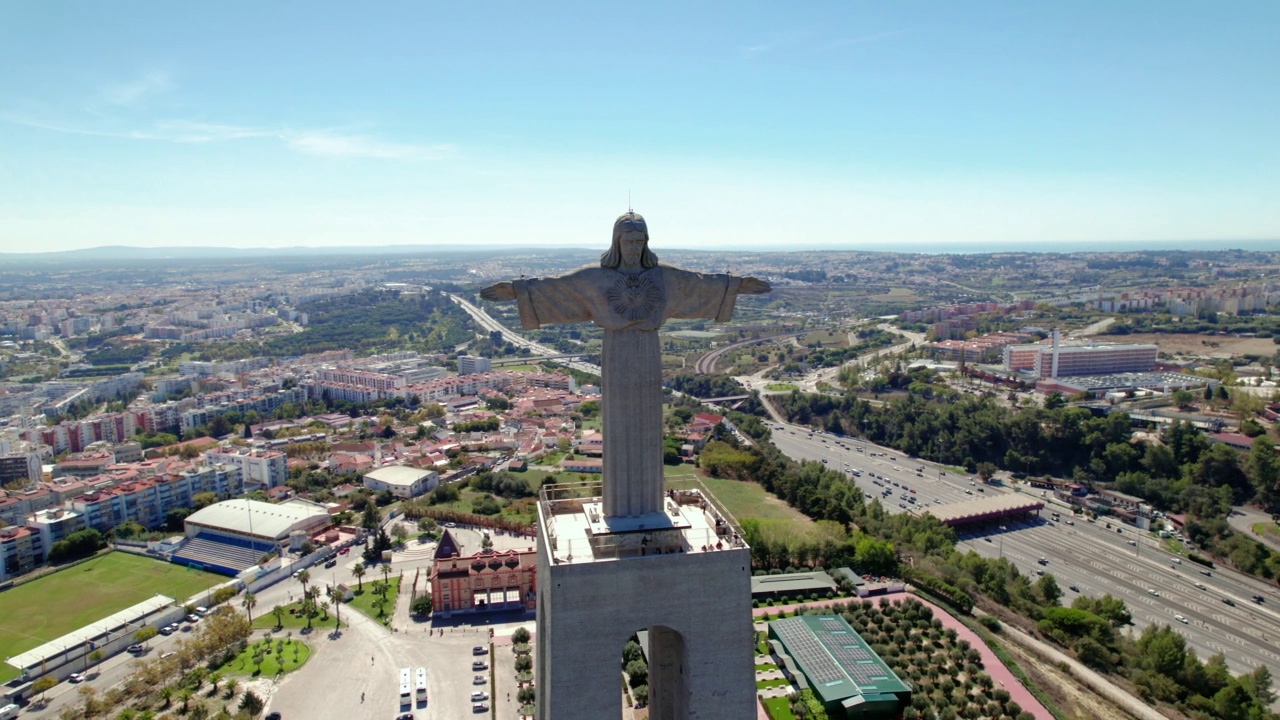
[472,661,488,671]
[472,646,488,655]
[473,704,489,713]
[265,713,282,720]
[473,675,487,685]
[127,644,145,654]
[68,672,85,683]
[471,691,489,702]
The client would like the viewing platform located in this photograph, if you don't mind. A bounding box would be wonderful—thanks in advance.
[536,479,748,565]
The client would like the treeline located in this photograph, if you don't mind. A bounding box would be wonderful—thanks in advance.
[668,373,746,399]
[773,391,1280,519]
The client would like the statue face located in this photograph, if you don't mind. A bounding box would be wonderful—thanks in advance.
[619,229,648,267]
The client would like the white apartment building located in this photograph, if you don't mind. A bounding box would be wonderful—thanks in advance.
[204,448,287,490]
[457,355,493,375]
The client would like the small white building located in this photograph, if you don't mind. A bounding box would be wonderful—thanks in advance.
[363,465,439,499]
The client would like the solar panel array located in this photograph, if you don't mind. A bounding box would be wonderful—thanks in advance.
[815,618,892,687]
[772,618,844,684]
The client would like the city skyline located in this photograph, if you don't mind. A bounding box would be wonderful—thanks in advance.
[2,2,1278,252]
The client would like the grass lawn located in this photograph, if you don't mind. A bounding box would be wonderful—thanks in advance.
[0,552,222,683]
[224,637,310,677]
[764,383,798,391]
[668,474,814,527]
[495,364,543,372]
[756,678,791,689]
[346,576,401,624]
[252,599,346,632]
[1252,522,1280,540]
[800,330,848,347]
[762,696,796,719]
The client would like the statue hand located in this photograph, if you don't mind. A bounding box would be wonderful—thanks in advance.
[480,281,516,302]
[739,277,771,295]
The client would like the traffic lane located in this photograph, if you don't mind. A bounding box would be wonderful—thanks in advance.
[964,524,1280,674]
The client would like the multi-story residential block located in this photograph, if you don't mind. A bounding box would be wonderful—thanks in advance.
[0,449,42,486]
[203,448,286,490]
[1004,333,1157,378]
[27,507,84,561]
[0,485,56,526]
[457,355,493,375]
[0,524,43,582]
[67,464,242,532]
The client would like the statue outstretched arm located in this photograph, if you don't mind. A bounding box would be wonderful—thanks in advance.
[480,281,516,302]
[738,277,770,295]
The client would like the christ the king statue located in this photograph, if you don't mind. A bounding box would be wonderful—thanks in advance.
[481,212,770,518]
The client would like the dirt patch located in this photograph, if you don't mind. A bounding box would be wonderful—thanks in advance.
[993,634,1151,720]
[1094,332,1278,359]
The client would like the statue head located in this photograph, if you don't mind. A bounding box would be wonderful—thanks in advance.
[601,212,659,269]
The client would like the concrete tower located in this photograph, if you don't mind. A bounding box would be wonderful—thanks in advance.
[481,213,769,719]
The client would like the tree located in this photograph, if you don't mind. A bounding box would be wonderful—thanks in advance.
[1172,389,1195,407]
[361,502,382,530]
[272,604,285,629]
[1033,573,1062,606]
[632,684,648,706]
[31,675,57,701]
[238,690,264,716]
[86,648,104,671]
[411,593,433,616]
[241,591,257,622]
[625,659,648,688]
[391,523,409,545]
[353,562,366,591]
[512,626,531,645]
[976,462,997,483]
[133,626,157,646]
[1247,435,1280,510]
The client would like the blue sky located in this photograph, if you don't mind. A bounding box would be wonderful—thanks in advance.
[1,2,1277,252]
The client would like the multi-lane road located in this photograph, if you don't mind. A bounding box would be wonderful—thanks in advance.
[447,293,601,376]
[768,421,1280,678]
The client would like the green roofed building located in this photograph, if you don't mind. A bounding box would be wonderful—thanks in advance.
[768,614,911,720]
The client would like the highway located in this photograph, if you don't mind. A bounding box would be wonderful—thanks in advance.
[767,420,1280,678]
[447,293,601,376]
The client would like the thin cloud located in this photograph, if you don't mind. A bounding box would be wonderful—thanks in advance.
[740,30,812,59]
[284,130,456,160]
[817,29,908,52]
[0,111,451,161]
[100,71,174,107]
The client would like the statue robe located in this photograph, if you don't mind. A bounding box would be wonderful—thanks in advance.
[511,264,745,517]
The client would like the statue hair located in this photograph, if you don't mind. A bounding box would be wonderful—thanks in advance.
[601,212,659,269]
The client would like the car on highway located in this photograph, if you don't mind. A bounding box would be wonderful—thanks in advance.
[1223,597,1236,606]
[1127,540,1137,546]
[1195,582,1207,590]
[933,498,942,504]
[1175,615,1188,624]
[1254,595,1266,604]
[1171,558,1181,564]
[1068,585,1079,592]
[1147,589,1160,597]
[127,644,145,654]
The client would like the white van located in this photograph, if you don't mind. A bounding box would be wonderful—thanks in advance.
[0,703,20,720]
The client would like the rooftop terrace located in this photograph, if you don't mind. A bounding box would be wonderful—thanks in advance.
[537,480,748,565]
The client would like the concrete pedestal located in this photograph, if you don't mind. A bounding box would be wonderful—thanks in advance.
[535,533,754,720]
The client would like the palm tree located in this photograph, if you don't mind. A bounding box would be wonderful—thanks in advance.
[178,687,193,712]
[297,569,311,600]
[208,671,222,695]
[352,562,366,591]
[272,604,285,629]
[158,685,174,708]
[224,678,239,700]
[241,591,257,622]
[327,585,342,629]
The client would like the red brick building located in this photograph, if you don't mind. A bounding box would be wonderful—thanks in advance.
[428,529,537,617]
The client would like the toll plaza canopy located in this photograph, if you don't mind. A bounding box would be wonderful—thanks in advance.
[924,495,1044,527]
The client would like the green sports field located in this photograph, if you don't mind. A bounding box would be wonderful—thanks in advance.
[0,552,222,682]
